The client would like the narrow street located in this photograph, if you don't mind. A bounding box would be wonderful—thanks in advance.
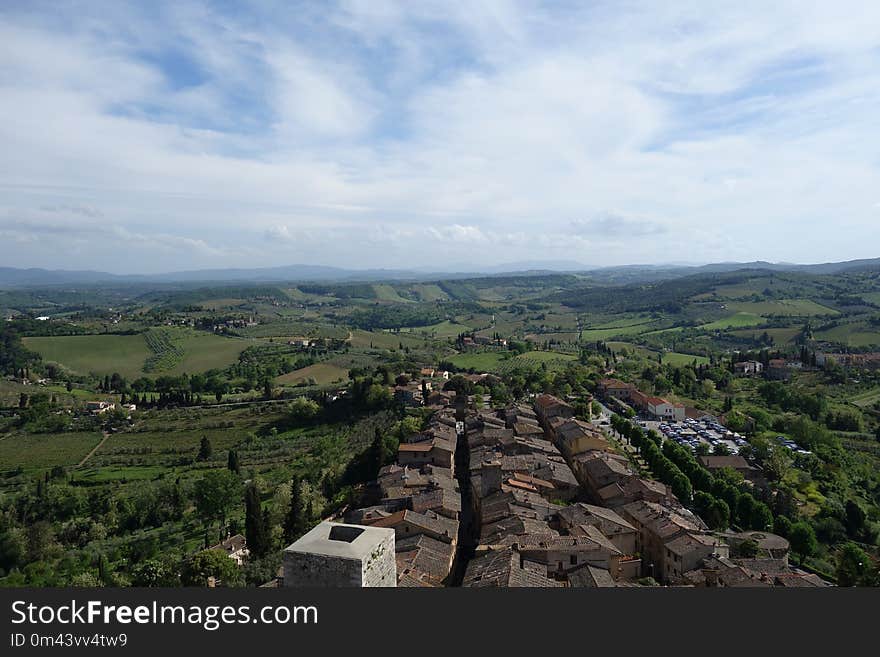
[449,424,478,586]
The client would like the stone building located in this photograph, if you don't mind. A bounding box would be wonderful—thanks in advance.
[283,521,396,587]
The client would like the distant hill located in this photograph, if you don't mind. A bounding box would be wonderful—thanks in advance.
[0,257,878,287]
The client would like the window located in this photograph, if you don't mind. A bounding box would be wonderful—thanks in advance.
[570,555,577,565]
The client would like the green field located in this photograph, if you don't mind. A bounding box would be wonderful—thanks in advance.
[700,312,764,330]
[584,316,653,330]
[448,351,510,371]
[449,349,577,373]
[411,284,448,302]
[580,323,654,340]
[275,363,349,386]
[23,334,152,379]
[349,329,429,349]
[727,299,839,316]
[851,388,880,408]
[23,330,250,378]
[0,431,103,473]
[504,351,578,372]
[525,331,578,343]
[815,322,880,347]
[604,342,654,357]
[860,291,880,306]
[399,320,472,339]
[372,284,414,303]
[662,351,710,366]
[729,327,802,344]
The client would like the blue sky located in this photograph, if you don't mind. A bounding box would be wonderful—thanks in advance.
[1,0,879,273]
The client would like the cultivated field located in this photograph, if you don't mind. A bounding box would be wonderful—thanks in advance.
[23,330,250,378]
[727,299,839,316]
[0,431,103,473]
[275,362,349,386]
[700,312,764,330]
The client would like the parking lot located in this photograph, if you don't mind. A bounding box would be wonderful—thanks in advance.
[647,417,747,454]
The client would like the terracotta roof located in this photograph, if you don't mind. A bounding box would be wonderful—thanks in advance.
[399,442,433,452]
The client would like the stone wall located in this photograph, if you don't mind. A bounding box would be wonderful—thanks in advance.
[361,530,397,587]
[283,551,364,587]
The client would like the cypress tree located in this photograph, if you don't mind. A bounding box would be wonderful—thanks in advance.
[283,477,305,543]
[245,483,268,557]
[197,436,212,461]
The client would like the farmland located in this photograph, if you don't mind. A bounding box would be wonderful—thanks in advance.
[700,312,765,330]
[3,263,880,588]
[727,299,839,316]
[0,431,103,473]
[22,334,152,379]
[275,363,349,386]
[23,329,250,378]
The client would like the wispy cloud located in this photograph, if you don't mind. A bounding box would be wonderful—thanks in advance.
[571,213,668,238]
[1,1,879,272]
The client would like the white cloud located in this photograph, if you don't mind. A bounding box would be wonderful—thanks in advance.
[0,1,879,272]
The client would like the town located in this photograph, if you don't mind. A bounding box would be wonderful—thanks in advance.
[281,379,827,587]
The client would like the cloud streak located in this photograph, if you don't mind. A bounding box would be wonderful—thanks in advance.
[0,1,879,272]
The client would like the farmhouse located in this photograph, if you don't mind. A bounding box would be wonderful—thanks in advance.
[86,401,115,415]
[733,360,764,376]
[207,534,250,566]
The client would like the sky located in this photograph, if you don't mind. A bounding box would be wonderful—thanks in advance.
[1,1,880,274]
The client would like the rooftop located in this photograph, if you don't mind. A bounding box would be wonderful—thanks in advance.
[284,521,394,560]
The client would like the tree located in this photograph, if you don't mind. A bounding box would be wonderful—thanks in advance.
[367,428,384,478]
[836,543,872,587]
[773,514,792,537]
[245,483,269,558]
[182,549,242,586]
[788,521,817,561]
[263,379,273,400]
[227,449,240,474]
[283,477,306,543]
[25,521,59,563]
[693,491,730,530]
[131,558,180,587]
[197,436,212,461]
[289,396,320,420]
[193,470,242,531]
[844,500,866,539]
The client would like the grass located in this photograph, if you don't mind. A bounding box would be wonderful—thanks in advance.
[850,388,880,408]
[860,291,880,305]
[23,330,250,378]
[398,320,472,339]
[584,316,653,330]
[0,431,103,473]
[372,284,414,303]
[449,349,577,373]
[662,352,710,366]
[595,342,707,367]
[814,322,880,347]
[75,465,171,483]
[728,327,802,344]
[411,284,448,302]
[448,351,510,371]
[23,334,152,379]
[727,299,839,317]
[580,323,654,341]
[275,363,349,386]
[605,342,654,358]
[514,350,577,363]
[348,329,429,349]
[700,312,764,330]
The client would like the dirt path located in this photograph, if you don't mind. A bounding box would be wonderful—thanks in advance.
[77,431,109,468]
